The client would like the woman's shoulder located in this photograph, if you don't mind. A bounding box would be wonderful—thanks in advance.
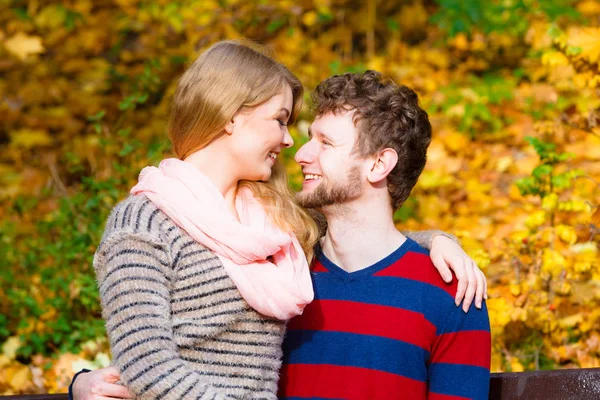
[101,194,209,255]
[101,194,174,244]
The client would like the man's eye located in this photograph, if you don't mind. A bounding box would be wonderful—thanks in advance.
[322,141,331,146]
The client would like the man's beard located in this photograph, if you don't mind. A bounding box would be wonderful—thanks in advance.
[296,164,362,209]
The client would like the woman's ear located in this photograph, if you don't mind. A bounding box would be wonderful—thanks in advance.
[366,148,398,184]
[224,117,235,135]
[225,111,245,135]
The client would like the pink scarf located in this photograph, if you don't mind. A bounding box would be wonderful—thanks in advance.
[130,158,314,320]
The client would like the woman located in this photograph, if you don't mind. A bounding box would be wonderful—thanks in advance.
[72,41,486,400]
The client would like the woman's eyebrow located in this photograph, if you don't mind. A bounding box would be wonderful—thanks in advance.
[278,108,290,118]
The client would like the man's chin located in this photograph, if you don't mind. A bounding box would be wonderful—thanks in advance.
[296,194,329,209]
[296,193,316,209]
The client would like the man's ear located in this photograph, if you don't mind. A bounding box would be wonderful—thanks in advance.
[366,148,398,184]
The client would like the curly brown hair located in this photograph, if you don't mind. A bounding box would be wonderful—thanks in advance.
[311,70,432,210]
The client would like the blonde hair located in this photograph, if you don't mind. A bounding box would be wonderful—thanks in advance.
[168,40,319,260]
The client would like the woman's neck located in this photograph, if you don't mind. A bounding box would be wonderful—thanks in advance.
[184,148,240,219]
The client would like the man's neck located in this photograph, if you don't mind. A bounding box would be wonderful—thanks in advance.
[319,200,406,273]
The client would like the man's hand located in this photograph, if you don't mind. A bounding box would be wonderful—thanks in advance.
[72,367,133,400]
[430,235,488,312]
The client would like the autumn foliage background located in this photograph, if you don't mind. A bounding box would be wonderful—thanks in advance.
[1,0,600,394]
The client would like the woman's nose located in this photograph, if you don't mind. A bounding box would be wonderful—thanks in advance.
[282,130,294,148]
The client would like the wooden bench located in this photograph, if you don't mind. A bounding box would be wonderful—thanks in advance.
[2,368,600,400]
[488,368,600,400]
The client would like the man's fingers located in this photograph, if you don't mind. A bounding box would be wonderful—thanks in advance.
[431,250,452,283]
[461,261,476,313]
[95,382,133,399]
[99,366,122,384]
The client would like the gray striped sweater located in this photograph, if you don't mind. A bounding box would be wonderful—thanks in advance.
[94,194,446,400]
[94,194,285,399]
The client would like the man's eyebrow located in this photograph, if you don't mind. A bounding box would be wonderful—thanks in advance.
[308,127,333,142]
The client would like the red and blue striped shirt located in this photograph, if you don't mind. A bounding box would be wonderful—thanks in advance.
[279,238,491,400]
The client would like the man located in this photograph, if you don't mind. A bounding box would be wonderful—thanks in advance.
[71,71,489,399]
[278,70,490,399]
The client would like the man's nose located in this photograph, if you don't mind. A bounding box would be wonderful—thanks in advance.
[295,141,316,165]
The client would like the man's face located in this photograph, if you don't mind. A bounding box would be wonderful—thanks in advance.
[294,111,364,209]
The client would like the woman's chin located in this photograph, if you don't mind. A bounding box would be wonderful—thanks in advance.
[241,169,272,183]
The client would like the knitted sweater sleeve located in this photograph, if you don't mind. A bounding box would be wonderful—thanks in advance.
[427,298,491,399]
[94,231,228,400]
[403,230,459,250]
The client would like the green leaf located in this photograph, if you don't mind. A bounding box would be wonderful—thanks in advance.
[532,164,553,179]
[516,176,538,196]
[267,18,287,33]
[118,128,132,137]
[119,143,135,157]
[12,8,30,21]
[551,173,571,189]
[87,110,106,122]
[386,18,400,31]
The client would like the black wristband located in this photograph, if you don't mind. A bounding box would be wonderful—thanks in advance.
[68,369,92,400]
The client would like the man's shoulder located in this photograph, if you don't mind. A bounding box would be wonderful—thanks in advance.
[377,239,459,299]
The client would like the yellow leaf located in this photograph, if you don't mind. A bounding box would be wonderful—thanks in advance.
[559,282,573,296]
[487,298,512,329]
[450,33,469,51]
[302,11,318,27]
[398,2,429,36]
[0,354,10,368]
[417,170,455,190]
[577,0,600,16]
[495,156,513,172]
[592,206,600,226]
[3,32,45,61]
[509,282,521,297]
[568,28,600,64]
[556,224,577,244]
[510,358,525,372]
[7,365,31,391]
[542,248,566,277]
[35,5,67,30]
[542,50,569,67]
[542,192,558,211]
[366,56,385,72]
[525,210,546,230]
[441,131,469,154]
[559,313,583,328]
[491,352,503,372]
[566,133,600,160]
[2,337,21,361]
[10,129,52,149]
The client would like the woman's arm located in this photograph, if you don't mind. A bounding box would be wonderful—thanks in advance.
[404,231,487,312]
[94,232,228,400]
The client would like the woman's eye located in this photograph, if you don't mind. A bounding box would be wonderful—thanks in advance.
[322,141,331,146]
[277,119,287,127]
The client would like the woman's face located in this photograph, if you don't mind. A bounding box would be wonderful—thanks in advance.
[228,85,294,182]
